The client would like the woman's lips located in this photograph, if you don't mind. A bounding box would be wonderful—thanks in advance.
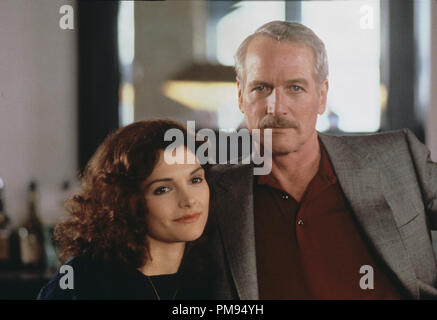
[173,212,201,223]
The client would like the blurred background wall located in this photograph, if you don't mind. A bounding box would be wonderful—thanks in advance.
[0,0,77,227]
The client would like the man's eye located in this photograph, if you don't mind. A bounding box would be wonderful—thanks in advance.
[290,85,302,92]
[254,85,266,92]
[191,177,204,184]
[154,186,170,195]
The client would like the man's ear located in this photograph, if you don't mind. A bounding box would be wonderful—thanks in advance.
[237,77,244,113]
[317,79,329,115]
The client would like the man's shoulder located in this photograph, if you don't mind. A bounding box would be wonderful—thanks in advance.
[320,129,428,169]
[320,129,420,154]
[320,128,410,144]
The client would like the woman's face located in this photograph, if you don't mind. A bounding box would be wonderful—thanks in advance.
[143,147,210,244]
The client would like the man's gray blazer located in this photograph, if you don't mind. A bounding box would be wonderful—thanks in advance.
[201,129,437,299]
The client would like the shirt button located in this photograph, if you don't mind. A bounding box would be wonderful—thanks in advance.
[281,194,289,200]
[297,219,304,226]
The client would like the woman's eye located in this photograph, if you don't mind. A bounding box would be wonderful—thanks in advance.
[191,177,204,184]
[154,186,170,195]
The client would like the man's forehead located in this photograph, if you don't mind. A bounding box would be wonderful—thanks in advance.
[246,35,313,61]
[245,37,313,69]
[241,35,316,81]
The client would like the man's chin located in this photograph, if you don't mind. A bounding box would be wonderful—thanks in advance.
[271,132,299,150]
[259,130,300,154]
[271,141,299,155]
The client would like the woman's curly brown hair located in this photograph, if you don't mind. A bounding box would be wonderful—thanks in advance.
[54,119,201,269]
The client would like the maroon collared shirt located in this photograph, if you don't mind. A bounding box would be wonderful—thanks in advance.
[253,142,404,299]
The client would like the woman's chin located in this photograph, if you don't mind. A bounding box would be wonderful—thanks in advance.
[179,226,206,242]
[184,230,204,242]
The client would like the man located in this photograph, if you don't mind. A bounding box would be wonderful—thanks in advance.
[203,21,437,299]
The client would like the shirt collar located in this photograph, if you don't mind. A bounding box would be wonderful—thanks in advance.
[256,139,338,196]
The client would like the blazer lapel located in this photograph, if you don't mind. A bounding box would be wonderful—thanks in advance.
[319,133,419,298]
[212,164,259,300]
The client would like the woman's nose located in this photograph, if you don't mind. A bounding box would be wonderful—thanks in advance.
[178,188,196,208]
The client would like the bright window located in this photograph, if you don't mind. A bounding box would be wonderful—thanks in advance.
[302,0,381,132]
[118,1,135,127]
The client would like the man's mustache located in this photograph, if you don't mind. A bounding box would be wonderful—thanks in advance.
[259,116,298,129]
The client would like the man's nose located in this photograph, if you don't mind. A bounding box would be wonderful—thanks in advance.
[266,89,286,115]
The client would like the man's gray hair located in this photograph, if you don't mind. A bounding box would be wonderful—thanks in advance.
[234,21,329,84]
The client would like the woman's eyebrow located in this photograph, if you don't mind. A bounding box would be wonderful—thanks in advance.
[190,166,204,175]
[146,177,172,188]
[146,166,204,188]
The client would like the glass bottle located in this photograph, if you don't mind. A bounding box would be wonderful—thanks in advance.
[18,180,46,270]
[0,177,11,269]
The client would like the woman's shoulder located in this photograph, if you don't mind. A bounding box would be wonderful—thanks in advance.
[36,255,117,300]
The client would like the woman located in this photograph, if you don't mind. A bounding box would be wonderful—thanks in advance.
[37,119,210,300]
